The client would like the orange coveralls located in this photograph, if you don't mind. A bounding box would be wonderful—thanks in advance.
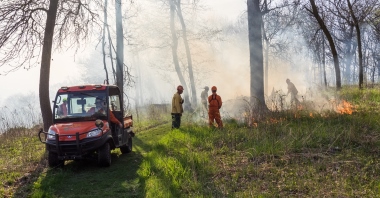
[208,94,223,128]
[59,103,68,116]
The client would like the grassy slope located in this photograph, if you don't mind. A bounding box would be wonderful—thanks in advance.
[0,127,46,197]
[2,87,380,197]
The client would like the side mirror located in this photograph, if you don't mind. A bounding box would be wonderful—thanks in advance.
[95,119,104,128]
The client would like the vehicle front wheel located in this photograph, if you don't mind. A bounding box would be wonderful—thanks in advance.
[48,151,64,168]
[98,142,111,167]
[120,137,132,154]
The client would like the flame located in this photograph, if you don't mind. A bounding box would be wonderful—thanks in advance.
[336,100,354,114]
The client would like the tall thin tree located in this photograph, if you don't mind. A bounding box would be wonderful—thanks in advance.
[169,0,192,110]
[175,0,197,106]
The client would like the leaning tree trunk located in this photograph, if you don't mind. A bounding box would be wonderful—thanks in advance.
[247,0,266,105]
[115,0,124,111]
[176,0,197,106]
[170,0,191,111]
[309,0,341,90]
[40,0,58,131]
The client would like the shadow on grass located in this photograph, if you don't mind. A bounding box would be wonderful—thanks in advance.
[14,123,223,197]
[135,126,228,197]
[24,136,156,198]
[24,121,173,198]
[12,155,48,198]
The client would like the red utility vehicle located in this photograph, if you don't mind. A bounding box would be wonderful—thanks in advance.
[38,84,134,167]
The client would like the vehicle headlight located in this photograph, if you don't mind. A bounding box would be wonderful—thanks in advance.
[47,128,57,140]
[87,128,102,137]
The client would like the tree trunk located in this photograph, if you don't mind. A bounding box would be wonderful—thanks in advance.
[102,0,109,84]
[347,0,363,89]
[315,36,323,86]
[322,36,327,88]
[107,20,116,82]
[170,0,191,111]
[343,26,354,84]
[309,0,341,90]
[377,57,380,83]
[247,0,266,105]
[115,0,124,112]
[40,0,58,131]
[175,0,197,106]
[265,39,269,95]
[262,20,269,94]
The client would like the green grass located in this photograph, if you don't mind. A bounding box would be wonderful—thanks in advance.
[0,127,46,197]
[2,87,380,197]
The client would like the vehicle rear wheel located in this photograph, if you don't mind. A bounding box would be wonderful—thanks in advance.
[98,142,111,167]
[120,137,132,154]
[48,151,64,168]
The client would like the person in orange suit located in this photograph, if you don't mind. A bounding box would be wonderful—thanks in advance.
[208,86,223,128]
[88,97,122,128]
[58,98,68,117]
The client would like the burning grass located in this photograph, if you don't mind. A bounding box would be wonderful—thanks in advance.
[4,86,380,197]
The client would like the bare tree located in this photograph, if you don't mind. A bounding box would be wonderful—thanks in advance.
[306,0,342,90]
[174,0,197,106]
[346,0,363,88]
[0,1,103,131]
[261,0,300,93]
[169,0,192,110]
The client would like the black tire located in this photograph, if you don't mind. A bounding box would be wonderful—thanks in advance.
[48,152,64,168]
[120,137,132,154]
[98,142,111,167]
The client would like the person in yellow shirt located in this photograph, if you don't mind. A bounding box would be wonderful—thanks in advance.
[171,85,184,129]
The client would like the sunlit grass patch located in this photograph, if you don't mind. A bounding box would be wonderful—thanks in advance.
[137,128,213,197]
[0,127,46,197]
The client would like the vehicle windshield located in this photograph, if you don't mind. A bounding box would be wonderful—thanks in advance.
[54,91,108,121]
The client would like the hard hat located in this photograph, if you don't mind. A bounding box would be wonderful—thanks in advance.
[211,86,217,91]
[204,86,209,90]
[177,85,184,90]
